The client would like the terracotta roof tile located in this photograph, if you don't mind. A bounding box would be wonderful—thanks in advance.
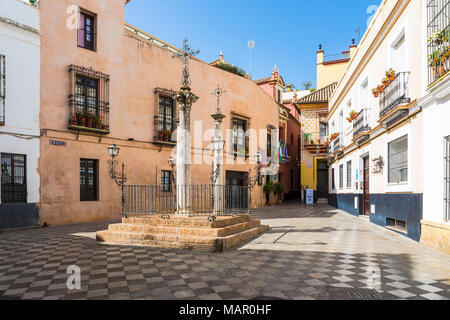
[296,82,337,104]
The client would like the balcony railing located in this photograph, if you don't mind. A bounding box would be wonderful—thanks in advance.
[303,132,328,146]
[379,72,410,118]
[353,108,371,138]
[427,0,449,86]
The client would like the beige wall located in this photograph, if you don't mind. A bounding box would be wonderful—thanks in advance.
[39,0,278,225]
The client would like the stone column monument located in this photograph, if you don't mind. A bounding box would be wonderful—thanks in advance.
[172,39,200,216]
[211,85,226,214]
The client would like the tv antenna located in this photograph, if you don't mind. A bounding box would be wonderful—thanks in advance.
[248,40,255,79]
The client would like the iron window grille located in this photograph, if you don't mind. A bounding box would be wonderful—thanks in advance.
[1,153,26,203]
[231,118,249,158]
[0,55,4,125]
[388,135,408,183]
[339,164,344,189]
[445,136,450,221]
[347,161,352,189]
[80,159,98,202]
[161,170,172,193]
[427,0,449,86]
[78,10,97,51]
[68,65,110,133]
[267,129,272,158]
[154,94,176,143]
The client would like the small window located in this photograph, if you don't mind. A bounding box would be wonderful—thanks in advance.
[161,170,172,193]
[80,159,98,201]
[0,55,5,125]
[339,164,344,189]
[1,153,26,203]
[232,118,248,157]
[347,161,352,188]
[388,135,408,183]
[78,10,97,51]
[267,129,272,158]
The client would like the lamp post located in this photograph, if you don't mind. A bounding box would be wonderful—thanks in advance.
[168,156,176,187]
[107,144,127,218]
[246,152,262,214]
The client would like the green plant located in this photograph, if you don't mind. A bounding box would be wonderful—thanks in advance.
[274,182,285,200]
[214,62,247,78]
[263,181,275,196]
[428,29,449,45]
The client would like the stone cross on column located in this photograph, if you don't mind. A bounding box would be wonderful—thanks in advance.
[172,38,200,216]
[211,85,226,214]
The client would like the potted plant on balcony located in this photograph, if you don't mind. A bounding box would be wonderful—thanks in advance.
[377,84,384,94]
[347,110,358,123]
[386,68,396,81]
[71,113,77,126]
[79,111,86,127]
[382,76,390,88]
[330,133,338,141]
[372,88,379,98]
[428,29,449,46]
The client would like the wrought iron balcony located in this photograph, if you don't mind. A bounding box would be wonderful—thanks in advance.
[426,1,449,86]
[303,132,329,154]
[379,72,411,119]
[353,108,371,143]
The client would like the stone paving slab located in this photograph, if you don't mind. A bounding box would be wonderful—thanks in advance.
[0,203,448,300]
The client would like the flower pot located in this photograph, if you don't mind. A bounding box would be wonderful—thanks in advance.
[389,74,395,81]
[72,118,77,125]
[88,119,93,128]
[434,64,445,78]
[80,118,86,127]
[378,86,384,93]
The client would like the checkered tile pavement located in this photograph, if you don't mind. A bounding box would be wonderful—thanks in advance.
[0,203,448,300]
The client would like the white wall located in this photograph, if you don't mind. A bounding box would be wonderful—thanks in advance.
[0,0,40,204]
[421,81,450,223]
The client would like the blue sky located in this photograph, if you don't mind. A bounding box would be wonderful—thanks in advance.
[125,0,380,89]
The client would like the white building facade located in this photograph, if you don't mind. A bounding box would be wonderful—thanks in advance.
[418,0,449,253]
[0,0,40,229]
[327,0,425,242]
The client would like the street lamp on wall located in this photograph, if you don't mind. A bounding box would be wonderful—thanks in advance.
[107,144,127,218]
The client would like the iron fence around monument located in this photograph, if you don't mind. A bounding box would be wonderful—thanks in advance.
[124,184,250,216]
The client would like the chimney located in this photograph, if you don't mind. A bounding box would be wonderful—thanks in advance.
[219,50,223,60]
[349,39,357,59]
[317,44,324,65]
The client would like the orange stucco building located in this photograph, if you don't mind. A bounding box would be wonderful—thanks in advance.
[38,0,279,226]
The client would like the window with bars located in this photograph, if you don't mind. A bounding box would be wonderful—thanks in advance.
[161,170,172,193]
[80,159,98,202]
[0,55,4,125]
[339,164,344,189]
[347,160,352,189]
[445,136,450,221]
[427,0,449,86]
[388,135,408,183]
[1,153,26,203]
[156,96,174,142]
[267,129,272,158]
[78,10,96,51]
[68,65,109,132]
[232,118,249,157]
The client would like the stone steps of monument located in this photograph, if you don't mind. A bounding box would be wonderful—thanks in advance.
[108,219,262,237]
[96,225,269,252]
[122,214,252,229]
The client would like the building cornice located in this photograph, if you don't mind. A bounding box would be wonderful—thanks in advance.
[0,16,40,36]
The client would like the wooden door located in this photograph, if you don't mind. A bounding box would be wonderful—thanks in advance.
[363,157,370,215]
